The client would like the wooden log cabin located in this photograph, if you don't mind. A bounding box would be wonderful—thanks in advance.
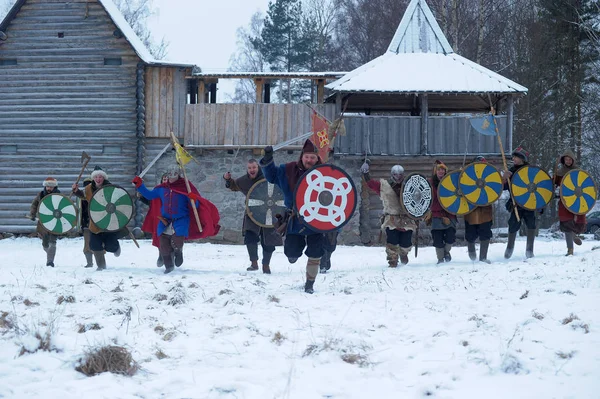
[0,0,193,233]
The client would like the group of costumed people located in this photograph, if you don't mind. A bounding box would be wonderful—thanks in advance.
[28,141,592,291]
[358,147,592,268]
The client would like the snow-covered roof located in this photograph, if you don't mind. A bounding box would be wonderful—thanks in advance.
[326,0,527,94]
[0,0,195,68]
[191,71,348,79]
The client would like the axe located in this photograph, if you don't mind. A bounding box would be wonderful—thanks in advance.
[74,151,91,186]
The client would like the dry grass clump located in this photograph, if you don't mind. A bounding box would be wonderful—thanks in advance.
[153,293,167,302]
[272,331,286,345]
[56,295,76,305]
[167,284,188,306]
[561,313,579,325]
[341,353,370,367]
[23,299,40,307]
[267,295,280,303]
[531,310,545,320]
[76,345,139,377]
[556,351,576,359]
[0,311,14,331]
[155,348,169,360]
[77,323,102,334]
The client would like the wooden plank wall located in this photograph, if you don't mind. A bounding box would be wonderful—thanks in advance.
[337,115,508,156]
[145,66,188,139]
[0,0,139,233]
[184,103,337,146]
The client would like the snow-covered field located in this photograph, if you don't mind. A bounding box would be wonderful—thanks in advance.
[1,234,599,399]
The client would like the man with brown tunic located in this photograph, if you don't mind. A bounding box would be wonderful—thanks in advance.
[464,156,493,264]
[224,159,282,274]
[29,177,61,267]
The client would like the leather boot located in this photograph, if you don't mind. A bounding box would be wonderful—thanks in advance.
[467,242,477,261]
[525,229,536,258]
[247,260,259,271]
[573,235,582,246]
[304,279,315,294]
[399,247,410,265]
[435,247,445,264]
[386,243,399,268]
[444,244,452,262]
[156,254,164,267]
[46,242,56,267]
[320,250,331,273]
[565,231,574,255]
[479,240,491,264]
[84,252,94,268]
[94,251,106,271]
[262,264,271,274]
[504,232,516,259]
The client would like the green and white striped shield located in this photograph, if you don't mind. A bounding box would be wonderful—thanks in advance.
[37,194,78,235]
[89,185,133,231]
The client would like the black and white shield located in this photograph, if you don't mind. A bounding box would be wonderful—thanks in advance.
[245,178,286,228]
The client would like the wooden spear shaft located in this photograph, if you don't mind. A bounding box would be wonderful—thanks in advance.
[491,110,520,222]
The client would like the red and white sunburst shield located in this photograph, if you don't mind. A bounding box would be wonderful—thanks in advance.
[293,164,357,233]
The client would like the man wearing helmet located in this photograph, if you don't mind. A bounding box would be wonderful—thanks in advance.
[361,162,417,267]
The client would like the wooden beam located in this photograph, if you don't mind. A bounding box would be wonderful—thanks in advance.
[316,79,325,103]
[209,80,218,103]
[420,94,428,155]
[507,95,514,153]
[254,78,264,103]
[198,80,206,104]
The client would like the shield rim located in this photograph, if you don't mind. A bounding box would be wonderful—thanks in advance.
[559,168,598,216]
[89,184,134,232]
[245,178,287,228]
[293,164,358,233]
[438,170,476,216]
[37,193,78,235]
[400,172,433,220]
[510,165,554,211]
[458,162,503,206]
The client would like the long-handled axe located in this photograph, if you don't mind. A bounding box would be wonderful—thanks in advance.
[74,151,91,186]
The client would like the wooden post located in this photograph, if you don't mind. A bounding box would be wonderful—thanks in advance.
[420,94,428,155]
[316,79,325,103]
[264,81,271,103]
[209,81,217,103]
[198,80,206,104]
[506,95,514,154]
[254,78,264,103]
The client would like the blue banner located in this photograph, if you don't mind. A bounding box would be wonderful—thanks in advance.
[469,114,498,136]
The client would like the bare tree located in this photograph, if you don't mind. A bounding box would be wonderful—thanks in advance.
[227,11,268,103]
[111,0,168,59]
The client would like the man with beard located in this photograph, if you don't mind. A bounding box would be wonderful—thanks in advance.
[72,166,122,270]
[260,139,323,294]
[553,150,586,256]
[133,164,220,274]
[224,159,282,274]
[29,177,61,267]
[361,162,417,267]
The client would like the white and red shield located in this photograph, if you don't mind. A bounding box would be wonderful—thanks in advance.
[293,164,357,233]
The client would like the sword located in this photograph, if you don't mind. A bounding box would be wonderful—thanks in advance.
[139,142,172,179]
[272,131,314,152]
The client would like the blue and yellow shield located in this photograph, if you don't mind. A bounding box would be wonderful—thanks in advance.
[510,166,553,211]
[458,162,503,206]
[438,170,475,216]
[560,169,597,215]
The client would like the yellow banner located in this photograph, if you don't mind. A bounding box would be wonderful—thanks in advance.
[174,141,193,166]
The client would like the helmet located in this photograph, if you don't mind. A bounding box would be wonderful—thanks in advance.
[391,165,404,182]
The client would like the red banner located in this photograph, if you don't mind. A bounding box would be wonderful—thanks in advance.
[311,111,331,162]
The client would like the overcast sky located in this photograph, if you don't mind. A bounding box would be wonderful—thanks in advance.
[148,0,272,100]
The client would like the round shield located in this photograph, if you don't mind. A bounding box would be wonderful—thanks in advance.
[401,173,433,219]
[294,164,357,233]
[459,162,503,206]
[510,165,553,210]
[37,194,78,235]
[246,178,286,228]
[89,185,133,231]
[438,171,475,216]
[560,169,597,215]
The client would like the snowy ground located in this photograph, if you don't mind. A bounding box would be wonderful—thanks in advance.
[0,233,599,399]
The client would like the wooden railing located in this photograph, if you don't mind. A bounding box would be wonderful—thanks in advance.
[183,103,337,147]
